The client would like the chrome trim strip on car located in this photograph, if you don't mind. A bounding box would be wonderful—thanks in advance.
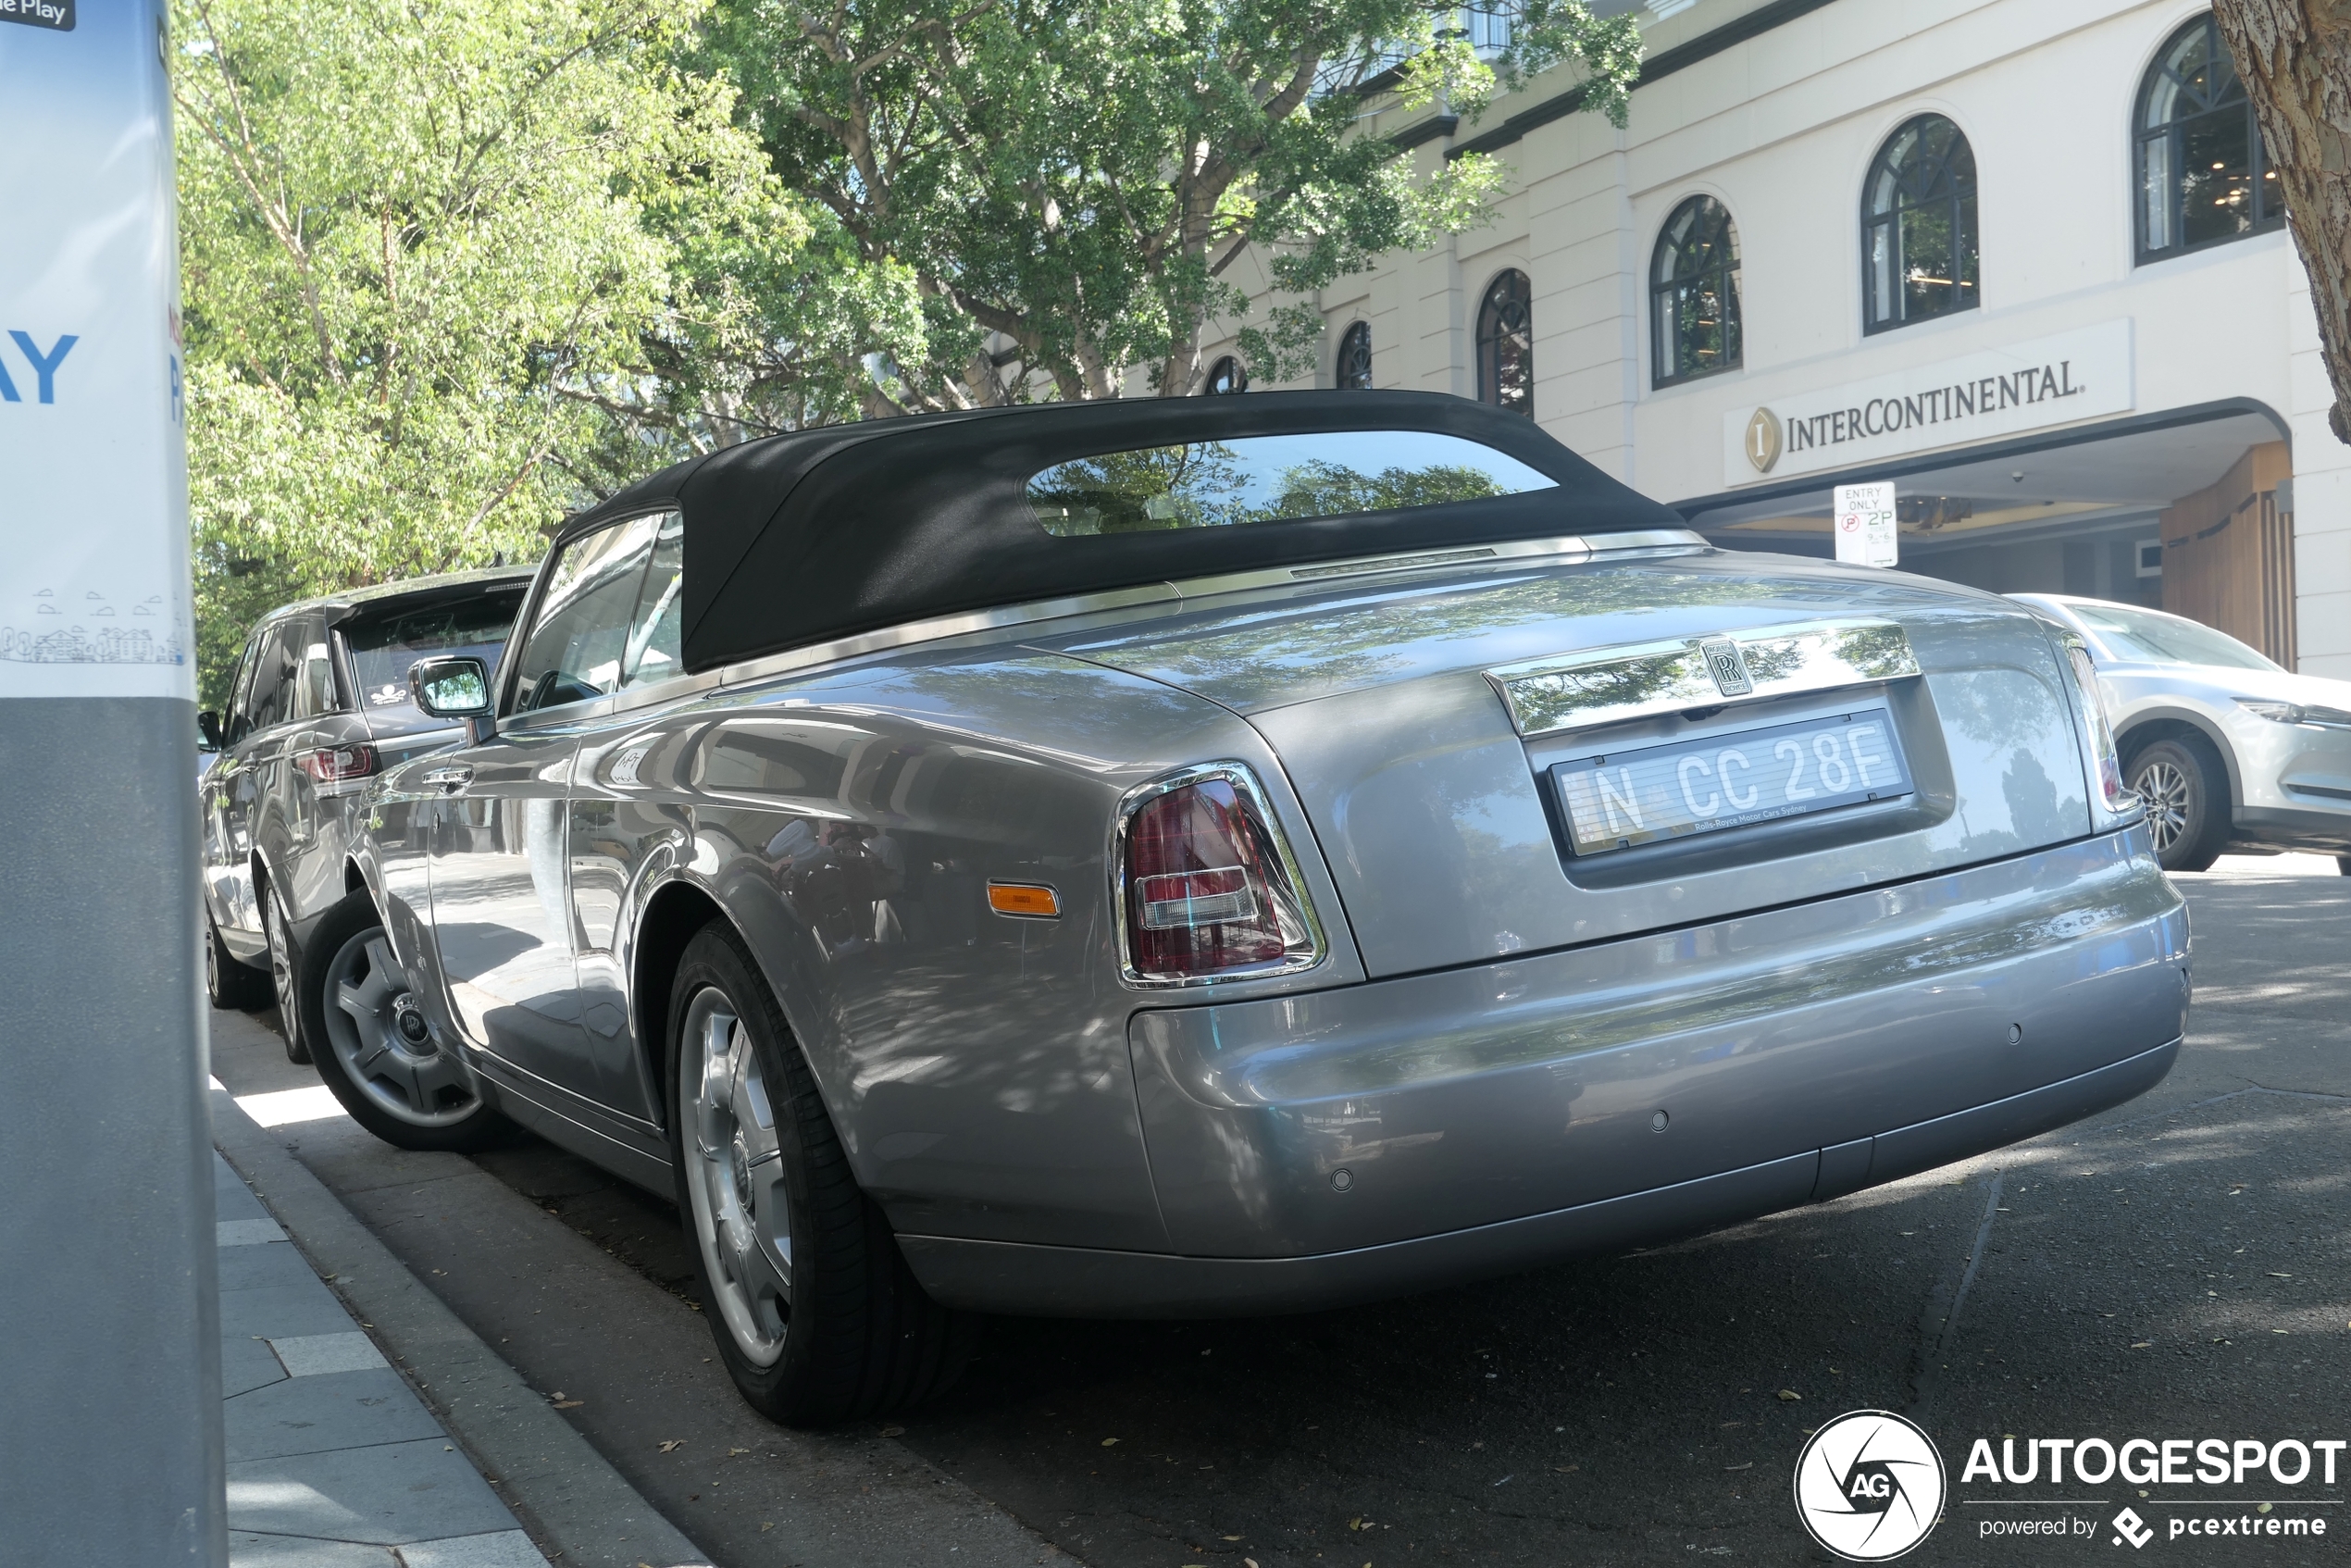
[715,530,1711,690]
[1484,616,1922,739]
[1110,761,1329,990]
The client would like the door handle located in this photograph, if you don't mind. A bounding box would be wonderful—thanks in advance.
[421,764,474,794]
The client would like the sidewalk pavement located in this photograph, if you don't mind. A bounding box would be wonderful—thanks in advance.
[212,1084,711,1568]
[217,1149,543,1566]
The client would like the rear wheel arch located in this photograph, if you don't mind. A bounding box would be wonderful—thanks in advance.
[631,878,848,1156]
[630,879,730,1129]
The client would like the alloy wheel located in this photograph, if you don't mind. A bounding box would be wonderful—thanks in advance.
[264,887,310,1062]
[679,986,791,1367]
[317,927,481,1126]
[264,890,296,1020]
[2133,759,2191,853]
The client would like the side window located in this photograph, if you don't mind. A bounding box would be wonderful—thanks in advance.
[292,617,339,718]
[505,512,683,715]
[620,515,685,692]
[242,623,303,735]
[223,641,259,742]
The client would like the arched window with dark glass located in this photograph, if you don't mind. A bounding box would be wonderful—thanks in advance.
[2136,14,2280,263]
[1862,114,1978,334]
[1335,321,1373,390]
[1475,269,1533,416]
[1202,355,1249,394]
[1651,196,1741,387]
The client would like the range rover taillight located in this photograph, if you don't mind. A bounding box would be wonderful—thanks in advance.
[1116,765,1323,984]
[295,743,378,791]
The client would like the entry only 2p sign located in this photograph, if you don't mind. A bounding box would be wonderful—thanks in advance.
[1834,481,1898,568]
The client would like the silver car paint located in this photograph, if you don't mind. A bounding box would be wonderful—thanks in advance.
[358,549,2183,1314]
[1128,826,2184,1259]
[1042,555,2091,977]
[2013,593,2351,853]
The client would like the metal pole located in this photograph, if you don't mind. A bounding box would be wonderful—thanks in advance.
[0,4,228,1564]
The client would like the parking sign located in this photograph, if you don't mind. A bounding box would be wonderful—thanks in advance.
[1833,482,1898,568]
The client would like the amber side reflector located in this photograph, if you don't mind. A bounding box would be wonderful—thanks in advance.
[987,882,1061,918]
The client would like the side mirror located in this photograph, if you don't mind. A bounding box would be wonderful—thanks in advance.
[196,710,221,750]
[408,656,496,743]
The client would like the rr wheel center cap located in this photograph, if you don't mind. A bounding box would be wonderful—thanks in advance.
[729,1136,754,1212]
[391,995,435,1052]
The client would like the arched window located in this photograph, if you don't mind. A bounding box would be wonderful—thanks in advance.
[1475,269,1533,417]
[1862,114,1978,334]
[1202,355,1249,395]
[1651,196,1741,388]
[1335,321,1374,390]
[2136,14,2279,262]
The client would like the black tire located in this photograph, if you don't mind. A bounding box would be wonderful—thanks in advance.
[666,922,972,1426]
[2127,735,2232,874]
[296,890,511,1152]
[262,880,313,1064]
[205,907,272,1011]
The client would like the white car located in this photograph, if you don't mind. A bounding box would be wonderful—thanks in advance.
[2012,594,2351,874]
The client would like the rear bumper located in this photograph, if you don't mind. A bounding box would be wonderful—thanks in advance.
[901,827,2189,1316]
[902,1037,2178,1318]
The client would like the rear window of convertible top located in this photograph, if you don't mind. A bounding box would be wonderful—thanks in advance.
[1026,429,1558,536]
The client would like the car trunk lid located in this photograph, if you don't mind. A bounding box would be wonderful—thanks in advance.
[1032,550,2094,977]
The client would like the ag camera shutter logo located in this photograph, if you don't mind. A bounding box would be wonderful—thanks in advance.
[1794,1410,1947,1561]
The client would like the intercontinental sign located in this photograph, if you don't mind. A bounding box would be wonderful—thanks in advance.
[1721,319,2134,486]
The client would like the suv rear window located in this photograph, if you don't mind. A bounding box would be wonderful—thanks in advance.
[343,591,528,729]
[1026,429,1557,536]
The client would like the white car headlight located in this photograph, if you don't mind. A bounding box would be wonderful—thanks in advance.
[2240,699,2351,728]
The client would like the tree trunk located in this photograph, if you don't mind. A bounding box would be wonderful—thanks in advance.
[2215,0,2351,441]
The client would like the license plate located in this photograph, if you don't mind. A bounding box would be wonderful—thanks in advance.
[1552,707,1913,855]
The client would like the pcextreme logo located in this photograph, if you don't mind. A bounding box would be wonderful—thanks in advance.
[0,330,78,404]
[1794,1410,1947,1561]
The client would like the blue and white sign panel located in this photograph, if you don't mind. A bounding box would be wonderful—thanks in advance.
[0,0,192,698]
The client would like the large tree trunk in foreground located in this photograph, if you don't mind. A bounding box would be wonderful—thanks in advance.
[2216,0,2351,441]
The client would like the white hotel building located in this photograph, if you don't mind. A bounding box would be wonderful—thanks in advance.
[1204,0,2343,677]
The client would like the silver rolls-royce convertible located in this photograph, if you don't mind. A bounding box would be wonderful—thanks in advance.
[310,392,2188,1425]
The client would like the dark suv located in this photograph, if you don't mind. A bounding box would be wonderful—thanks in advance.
[200,567,534,1055]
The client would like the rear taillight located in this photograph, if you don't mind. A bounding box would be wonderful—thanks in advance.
[295,743,378,792]
[1116,765,1322,984]
[2056,636,2135,826]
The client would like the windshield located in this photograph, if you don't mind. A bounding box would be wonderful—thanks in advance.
[1026,429,1557,536]
[2070,602,2278,671]
[343,591,528,730]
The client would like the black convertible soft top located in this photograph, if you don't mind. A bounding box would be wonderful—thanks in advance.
[560,391,1683,676]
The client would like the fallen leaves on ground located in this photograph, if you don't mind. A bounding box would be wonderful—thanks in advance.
[658,1439,686,1452]
[1776,1389,1801,1402]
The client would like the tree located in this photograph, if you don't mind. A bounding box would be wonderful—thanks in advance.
[703,0,1641,409]
[2213,1,2351,441]
[173,0,852,702]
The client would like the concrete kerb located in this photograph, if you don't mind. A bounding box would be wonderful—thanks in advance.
[209,1088,712,1568]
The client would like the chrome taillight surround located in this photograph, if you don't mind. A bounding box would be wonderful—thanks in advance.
[2051,631,2142,831]
[1111,761,1327,989]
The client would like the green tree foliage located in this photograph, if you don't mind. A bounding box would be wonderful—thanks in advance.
[174,0,860,702]
[703,0,1641,409]
[176,0,1643,702]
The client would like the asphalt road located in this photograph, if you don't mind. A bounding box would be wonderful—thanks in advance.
[210,855,2351,1567]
